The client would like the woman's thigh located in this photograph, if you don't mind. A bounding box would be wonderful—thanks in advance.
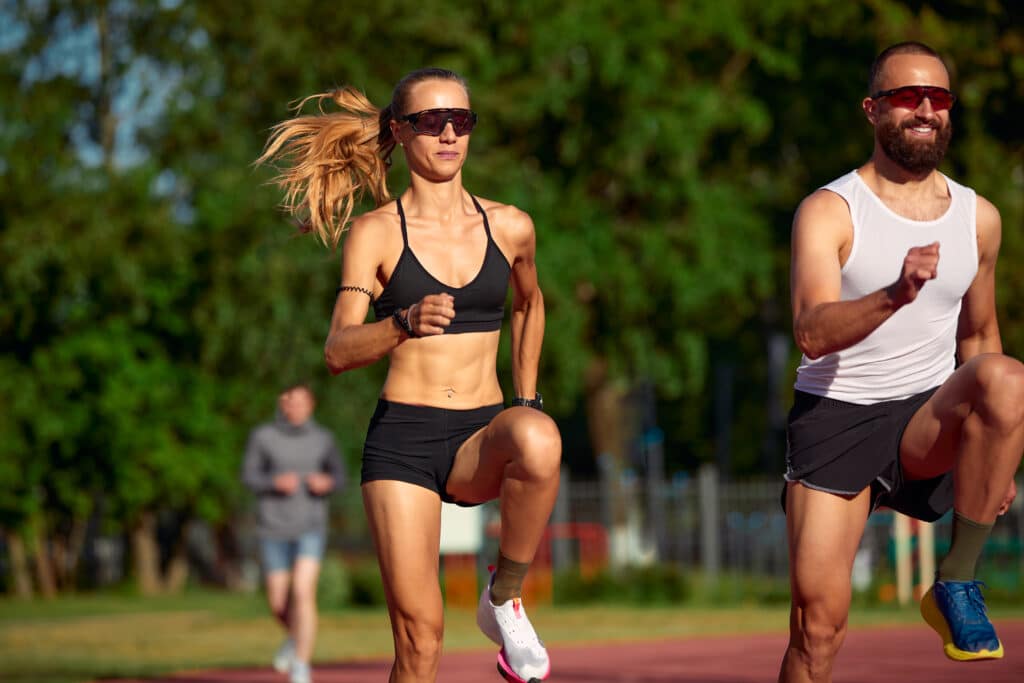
[446,407,561,504]
[361,480,444,623]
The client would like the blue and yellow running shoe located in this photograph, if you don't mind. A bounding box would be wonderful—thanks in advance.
[920,580,1004,661]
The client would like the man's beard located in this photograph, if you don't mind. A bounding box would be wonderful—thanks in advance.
[877,116,953,175]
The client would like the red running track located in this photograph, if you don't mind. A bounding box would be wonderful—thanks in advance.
[102,621,1024,682]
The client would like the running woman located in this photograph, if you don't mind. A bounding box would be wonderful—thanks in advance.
[779,42,1021,683]
[257,67,560,683]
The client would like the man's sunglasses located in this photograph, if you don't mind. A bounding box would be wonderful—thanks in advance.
[870,85,956,111]
[398,108,478,136]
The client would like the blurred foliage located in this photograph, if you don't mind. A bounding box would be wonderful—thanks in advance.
[0,0,1022,588]
[315,553,353,610]
[346,559,389,607]
[553,565,692,605]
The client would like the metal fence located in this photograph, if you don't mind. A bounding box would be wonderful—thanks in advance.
[497,468,1024,597]
[27,470,1019,597]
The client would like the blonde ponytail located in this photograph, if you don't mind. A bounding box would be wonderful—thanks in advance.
[256,87,394,248]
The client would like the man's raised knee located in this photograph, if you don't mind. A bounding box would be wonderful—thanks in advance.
[973,354,1024,430]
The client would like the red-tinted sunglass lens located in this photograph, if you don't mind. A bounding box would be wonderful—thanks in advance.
[925,89,954,110]
[887,87,954,111]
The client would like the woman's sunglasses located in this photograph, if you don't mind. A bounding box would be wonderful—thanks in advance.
[870,85,956,112]
[398,108,478,136]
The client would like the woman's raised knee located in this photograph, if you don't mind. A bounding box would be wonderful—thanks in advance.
[509,413,562,479]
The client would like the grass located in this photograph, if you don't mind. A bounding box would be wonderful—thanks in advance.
[2,590,1023,683]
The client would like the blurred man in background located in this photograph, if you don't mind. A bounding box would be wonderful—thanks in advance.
[242,383,345,683]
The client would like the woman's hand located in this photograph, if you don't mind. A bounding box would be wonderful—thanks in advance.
[409,293,455,336]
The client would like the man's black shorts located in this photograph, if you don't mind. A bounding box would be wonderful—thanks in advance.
[781,387,953,522]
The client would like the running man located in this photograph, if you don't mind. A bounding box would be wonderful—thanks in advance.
[242,383,345,683]
[779,41,1022,682]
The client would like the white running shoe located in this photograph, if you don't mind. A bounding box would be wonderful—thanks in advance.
[289,659,312,683]
[476,578,550,682]
[272,637,295,673]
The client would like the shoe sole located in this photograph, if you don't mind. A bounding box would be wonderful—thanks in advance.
[496,648,549,683]
[920,589,1004,661]
[496,661,543,683]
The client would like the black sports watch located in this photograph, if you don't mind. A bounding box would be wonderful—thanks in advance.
[512,392,543,410]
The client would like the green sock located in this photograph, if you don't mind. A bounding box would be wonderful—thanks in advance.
[489,552,529,604]
[937,512,993,582]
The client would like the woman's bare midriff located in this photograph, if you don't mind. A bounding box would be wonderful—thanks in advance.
[380,330,503,408]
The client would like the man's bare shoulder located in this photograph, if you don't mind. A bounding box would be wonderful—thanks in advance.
[792,188,854,261]
[975,193,1002,258]
[976,194,1001,231]
[795,188,853,226]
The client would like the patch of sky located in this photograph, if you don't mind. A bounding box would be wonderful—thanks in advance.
[112,58,183,169]
[0,6,28,53]
[22,10,101,87]
[17,6,184,169]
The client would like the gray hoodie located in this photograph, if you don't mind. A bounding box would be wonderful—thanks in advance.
[241,414,345,539]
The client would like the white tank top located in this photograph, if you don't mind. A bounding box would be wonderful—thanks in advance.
[794,170,978,405]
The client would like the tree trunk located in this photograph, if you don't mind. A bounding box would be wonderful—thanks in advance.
[31,527,57,598]
[214,523,244,590]
[96,0,117,171]
[62,514,91,591]
[131,511,162,595]
[163,520,192,594]
[4,531,33,599]
[585,358,640,569]
[51,535,68,590]
[585,358,630,527]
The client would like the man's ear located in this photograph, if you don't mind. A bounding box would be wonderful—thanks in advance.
[862,97,878,126]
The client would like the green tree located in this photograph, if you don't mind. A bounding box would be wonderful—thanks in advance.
[2,0,1022,595]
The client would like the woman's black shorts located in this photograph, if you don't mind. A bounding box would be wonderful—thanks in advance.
[361,399,503,505]
[782,387,953,521]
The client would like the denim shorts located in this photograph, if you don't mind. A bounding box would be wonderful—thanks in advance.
[259,530,326,573]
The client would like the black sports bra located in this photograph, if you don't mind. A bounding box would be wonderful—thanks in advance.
[372,196,511,333]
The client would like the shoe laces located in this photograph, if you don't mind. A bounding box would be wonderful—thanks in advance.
[948,581,989,623]
[496,600,544,650]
